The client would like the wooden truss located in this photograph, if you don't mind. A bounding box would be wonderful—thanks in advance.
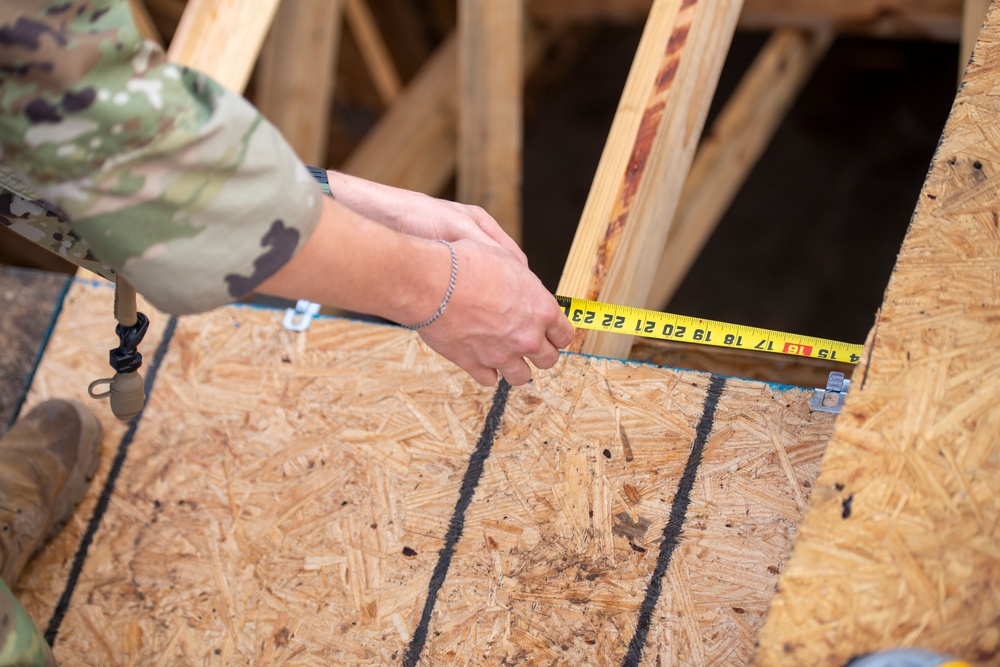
[19,0,999,663]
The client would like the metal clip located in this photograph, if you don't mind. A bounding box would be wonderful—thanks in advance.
[283,300,321,332]
[811,371,851,414]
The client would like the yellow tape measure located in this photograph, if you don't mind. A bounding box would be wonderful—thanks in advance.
[556,296,863,364]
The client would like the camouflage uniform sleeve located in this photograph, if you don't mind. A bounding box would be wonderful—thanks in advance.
[0,0,323,315]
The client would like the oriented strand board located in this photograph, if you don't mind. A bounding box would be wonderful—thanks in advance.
[753,3,1000,665]
[0,266,69,429]
[16,280,836,665]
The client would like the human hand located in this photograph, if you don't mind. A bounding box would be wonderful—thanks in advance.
[326,170,527,265]
[256,194,569,387]
[413,239,574,387]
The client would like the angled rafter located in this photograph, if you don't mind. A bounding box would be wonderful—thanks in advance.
[167,0,282,92]
[341,33,459,195]
[341,27,552,196]
[344,0,403,105]
[556,0,744,358]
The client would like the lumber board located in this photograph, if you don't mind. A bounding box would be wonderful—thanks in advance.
[344,0,403,105]
[254,0,344,166]
[341,28,551,197]
[341,33,459,195]
[960,0,991,78]
[647,28,832,311]
[127,0,162,43]
[753,3,1000,664]
[529,0,964,41]
[457,0,524,244]
[16,280,837,665]
[167,0,281,92]
[557,0,743,359]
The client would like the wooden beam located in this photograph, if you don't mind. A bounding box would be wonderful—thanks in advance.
[254,0,344,165]
[960,0,991,78]
[556,0,743,358]
[340,33,459,195]
[127,0,162,43]
[365,0,435,81]
[167,0,282,92]
[529,0,964,41]
[341,27,551,196]
[457,0,524,244]
[647,28,833,311]
[344,0,402,105]
[754,3,1000,663]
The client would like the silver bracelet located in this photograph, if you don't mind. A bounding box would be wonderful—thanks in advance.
[405,240,457,330]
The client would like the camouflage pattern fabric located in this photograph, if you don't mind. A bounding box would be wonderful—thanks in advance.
[0,579,55,667]
[0,0,322,315]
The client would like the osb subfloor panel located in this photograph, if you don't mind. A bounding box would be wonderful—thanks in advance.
[16,280,837,666]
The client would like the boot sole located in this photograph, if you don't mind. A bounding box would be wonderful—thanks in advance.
[39,400,102,547]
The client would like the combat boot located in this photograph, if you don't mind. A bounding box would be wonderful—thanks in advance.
[0,400,101,585]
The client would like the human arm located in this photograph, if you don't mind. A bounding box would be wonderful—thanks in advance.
[257,195,574,386]
[0,1,321,312]
[325,170,528,266]
[0,1,574,385]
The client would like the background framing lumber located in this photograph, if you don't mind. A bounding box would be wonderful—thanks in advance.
[529,0,965,41]
[254,0,344,166]
[960,0,992,78]
[344,0,403,105]
[557,0,745,359]
[167,0,281,92]
[457,0,525,244]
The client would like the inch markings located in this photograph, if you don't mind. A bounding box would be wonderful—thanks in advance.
[556,296,862,364]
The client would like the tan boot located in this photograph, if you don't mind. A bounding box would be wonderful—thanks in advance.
[0,400,101,585]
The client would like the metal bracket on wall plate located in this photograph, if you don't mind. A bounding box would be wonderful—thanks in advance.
[283,300,321,332]
[811,371,851,414]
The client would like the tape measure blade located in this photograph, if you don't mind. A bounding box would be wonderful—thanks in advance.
[555,295,862,364]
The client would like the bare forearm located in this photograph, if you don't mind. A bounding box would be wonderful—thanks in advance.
[256,195,450,326]
[325,169,528,264]
[257,189,574,386]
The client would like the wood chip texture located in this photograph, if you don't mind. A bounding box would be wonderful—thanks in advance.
[15,280,837,666]
[753,5,1000,665]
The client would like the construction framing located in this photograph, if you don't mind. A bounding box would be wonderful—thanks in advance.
[4,0,999,664]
